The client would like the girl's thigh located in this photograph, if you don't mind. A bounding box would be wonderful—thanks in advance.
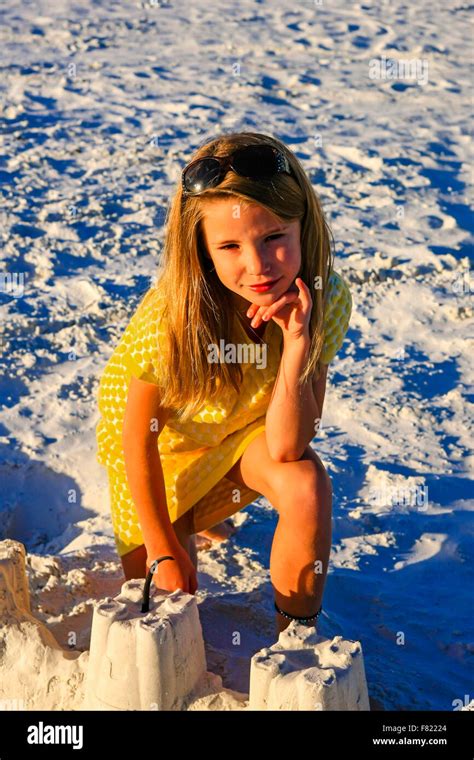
[225,430,329,510]
[225,431,273,497]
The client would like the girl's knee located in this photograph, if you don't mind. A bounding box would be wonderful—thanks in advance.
[271,453,332,517]
[298,448,333,499]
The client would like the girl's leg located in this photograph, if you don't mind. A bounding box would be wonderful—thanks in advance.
[171,507,198,572]
[121,544,147,580]
[225,431,333,635]
[269,461,332,634]
[197,519,237,542]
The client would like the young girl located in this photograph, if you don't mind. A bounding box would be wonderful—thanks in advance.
[95,131,352,634]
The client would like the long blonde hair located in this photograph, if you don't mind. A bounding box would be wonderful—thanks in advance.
[156,131,335,422]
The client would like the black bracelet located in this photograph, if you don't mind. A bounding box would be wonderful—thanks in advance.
[141,555,175,613]
[274,600,322,624]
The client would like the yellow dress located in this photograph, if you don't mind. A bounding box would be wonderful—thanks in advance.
[95,270,352,558]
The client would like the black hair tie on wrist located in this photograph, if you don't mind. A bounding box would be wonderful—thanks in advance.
[274,600,322,624]
[141,556,175,613]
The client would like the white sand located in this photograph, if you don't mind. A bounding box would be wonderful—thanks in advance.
[0,0,472,710]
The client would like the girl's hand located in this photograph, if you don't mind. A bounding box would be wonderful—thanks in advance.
[246,277,312,342]
[146,541,198,595]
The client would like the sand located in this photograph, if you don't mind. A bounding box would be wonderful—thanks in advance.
[0,0,472,710]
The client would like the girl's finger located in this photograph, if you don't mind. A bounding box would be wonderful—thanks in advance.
[255,291,300,323]
[246,280,302,319]
[250,305,270,326]
[295,277,312,310]
[246,303,259,318]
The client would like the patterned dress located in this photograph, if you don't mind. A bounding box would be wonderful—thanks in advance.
[95,270,352,557]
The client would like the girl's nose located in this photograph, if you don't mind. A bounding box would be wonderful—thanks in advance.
[245,245,271,275]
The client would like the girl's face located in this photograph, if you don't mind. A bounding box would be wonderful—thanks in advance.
[200,198,302,313]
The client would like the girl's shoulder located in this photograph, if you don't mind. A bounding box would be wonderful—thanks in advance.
[133,277,167,320]
[320,268,352,365]
[127,276,169,342]
[118,278,169,386]
[326,268,352,304]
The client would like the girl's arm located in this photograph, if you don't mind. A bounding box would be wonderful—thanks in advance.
[122,375,179,557]
[265,334,320,463]
[250,277,333,463]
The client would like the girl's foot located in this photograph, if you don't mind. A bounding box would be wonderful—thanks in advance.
[196,518,237,548]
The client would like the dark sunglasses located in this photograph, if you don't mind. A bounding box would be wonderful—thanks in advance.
[181,144,294,195]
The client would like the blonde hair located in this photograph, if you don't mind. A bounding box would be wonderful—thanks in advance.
[156,131,335,422]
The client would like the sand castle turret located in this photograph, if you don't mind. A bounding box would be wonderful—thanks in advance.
[249,620,370,710]
[0,540,89,710]
[84,578,207,710]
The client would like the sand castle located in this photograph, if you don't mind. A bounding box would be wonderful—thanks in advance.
[84,578,208,710]
[0,540,89,710]
[249,624,370,710]
[0,540,370,711]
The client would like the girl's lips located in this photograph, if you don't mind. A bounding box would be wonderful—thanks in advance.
[248,277,281,291]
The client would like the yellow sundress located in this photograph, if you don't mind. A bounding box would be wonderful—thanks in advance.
[95,269,352,558]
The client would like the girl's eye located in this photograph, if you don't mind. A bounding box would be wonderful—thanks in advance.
[220,234,283,251]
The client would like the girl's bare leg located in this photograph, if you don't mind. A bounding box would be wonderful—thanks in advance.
[120,543,147,580]
[225,431,333,636]
[270,473,332,634]
[197,518,237,542]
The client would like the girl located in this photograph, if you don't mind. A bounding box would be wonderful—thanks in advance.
[95,131,352,634]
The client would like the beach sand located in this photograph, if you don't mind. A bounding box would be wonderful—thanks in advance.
[0,0,472,710]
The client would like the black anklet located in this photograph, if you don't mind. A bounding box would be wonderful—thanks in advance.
[274,600,322,624]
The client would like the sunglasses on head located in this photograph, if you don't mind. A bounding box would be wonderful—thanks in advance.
[181,144,295,195]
